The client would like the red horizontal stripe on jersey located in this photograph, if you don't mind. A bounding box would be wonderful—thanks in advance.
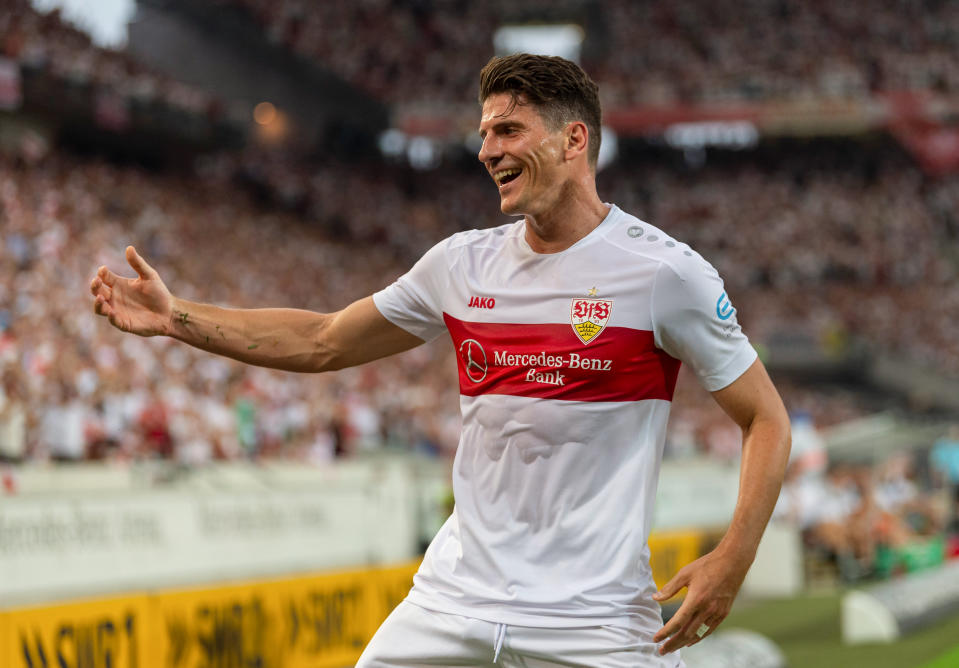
[444,313,680,402]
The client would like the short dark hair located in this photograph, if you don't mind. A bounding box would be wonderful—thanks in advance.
[479,53,602,166]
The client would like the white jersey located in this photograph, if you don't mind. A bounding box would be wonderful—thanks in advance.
[373,204,756,633]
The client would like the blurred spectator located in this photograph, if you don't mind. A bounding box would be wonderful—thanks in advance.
[931,427,959,537]
[0,366,26,461]
[39,380,86,461]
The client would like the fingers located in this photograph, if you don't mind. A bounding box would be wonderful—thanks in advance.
[95,265,119,288]
[93,294,129,333]
[654,597,691,646]
[688,617,716,644]
[93,293,114,319]
[669,613,716,653]
[652,568,691,651]
[656,605,701,655]
[125,245,158,281]
[90,275,112,302]
[91,264,119,323]
[91,273,114,321]
[652,573,685,603]
[656,599,726,655]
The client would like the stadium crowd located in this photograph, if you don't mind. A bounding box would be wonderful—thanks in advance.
[0,151,462,465]
[215,0,959,113]
[0,137,956,468]
[0,0,218,116]
[773,437,952,582]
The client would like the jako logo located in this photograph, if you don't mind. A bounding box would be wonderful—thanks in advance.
[468,296,496,309]
[716,292,735,320]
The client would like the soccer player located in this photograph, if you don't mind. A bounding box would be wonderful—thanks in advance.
[91,54,791,666]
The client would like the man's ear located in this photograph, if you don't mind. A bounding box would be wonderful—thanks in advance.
[565,121,589,161]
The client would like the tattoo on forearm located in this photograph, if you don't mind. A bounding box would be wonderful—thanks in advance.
[175,310,190,325]
[247,344,259,350]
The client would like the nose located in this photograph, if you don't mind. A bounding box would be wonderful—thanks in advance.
[478,133,501,165]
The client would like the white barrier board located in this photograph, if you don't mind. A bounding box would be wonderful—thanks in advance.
[654,460,740,530]
[0,464,417,606]
[842,560,959,644]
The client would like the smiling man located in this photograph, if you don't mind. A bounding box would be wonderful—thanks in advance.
[91,54,790,667]
[477,57,609,253]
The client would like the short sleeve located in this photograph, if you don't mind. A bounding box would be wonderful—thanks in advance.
[372,238,449,342]
[651,257,757,392]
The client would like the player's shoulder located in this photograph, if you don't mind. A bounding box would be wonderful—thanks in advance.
[446,220,520,249]
[440,220,522,265]
[414,221,518,274]
[601,205,715,283]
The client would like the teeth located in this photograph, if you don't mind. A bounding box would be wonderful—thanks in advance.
[495,168,521,184]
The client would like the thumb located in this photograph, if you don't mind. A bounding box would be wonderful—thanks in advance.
[126,246,158,281]
[653,570,688,601]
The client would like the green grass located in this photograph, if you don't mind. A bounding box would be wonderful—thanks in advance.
[722,591,959,668]
[922,644,959,668]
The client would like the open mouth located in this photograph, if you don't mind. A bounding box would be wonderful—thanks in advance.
[495,168,522,187]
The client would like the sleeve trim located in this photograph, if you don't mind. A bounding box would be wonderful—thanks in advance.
[700,344,758,393]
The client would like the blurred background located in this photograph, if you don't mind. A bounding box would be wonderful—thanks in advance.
[1,1,959,667]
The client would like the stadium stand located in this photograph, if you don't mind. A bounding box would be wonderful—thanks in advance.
[0,0,218,115]
[0,151,462,464]
[2,3,959,667]
[0,0,956,598]
[2,140,956,466]
[211,0,959,108]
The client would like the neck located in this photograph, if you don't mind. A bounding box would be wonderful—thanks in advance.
[523,178,610,254]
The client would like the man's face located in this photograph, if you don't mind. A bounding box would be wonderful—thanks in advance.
[478,92,569,217]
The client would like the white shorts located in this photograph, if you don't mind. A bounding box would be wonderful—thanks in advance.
[356,601,684,667]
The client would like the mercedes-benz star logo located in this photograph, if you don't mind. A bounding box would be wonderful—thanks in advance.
[458,338,488,383]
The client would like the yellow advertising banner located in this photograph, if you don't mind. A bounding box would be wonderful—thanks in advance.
[156,579,293,668]
[1,610,12,668]
[156,563,419,668]
[365,561,419,628]
[648,529,705,594]
[5,593,153,668]
[0,560,420,668]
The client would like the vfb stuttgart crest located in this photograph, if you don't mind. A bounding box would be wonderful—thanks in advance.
[570,298,613,344]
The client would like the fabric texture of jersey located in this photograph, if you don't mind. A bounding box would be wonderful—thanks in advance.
[373,204,757,633]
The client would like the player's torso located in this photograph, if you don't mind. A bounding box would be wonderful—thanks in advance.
[411,213,682,625]
[440,218,679,405]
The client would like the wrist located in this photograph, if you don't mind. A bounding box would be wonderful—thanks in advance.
[168,297,189,339]
[715,534,758,567]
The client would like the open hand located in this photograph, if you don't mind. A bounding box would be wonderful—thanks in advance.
[91,246,173,337]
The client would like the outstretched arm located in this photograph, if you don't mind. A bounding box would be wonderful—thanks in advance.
[91,246,424,372]
[653,358,791,654]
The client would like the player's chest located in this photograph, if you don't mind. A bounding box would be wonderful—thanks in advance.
[442,254,658,334]
[440,260,675,401]
[443,272,678,401]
